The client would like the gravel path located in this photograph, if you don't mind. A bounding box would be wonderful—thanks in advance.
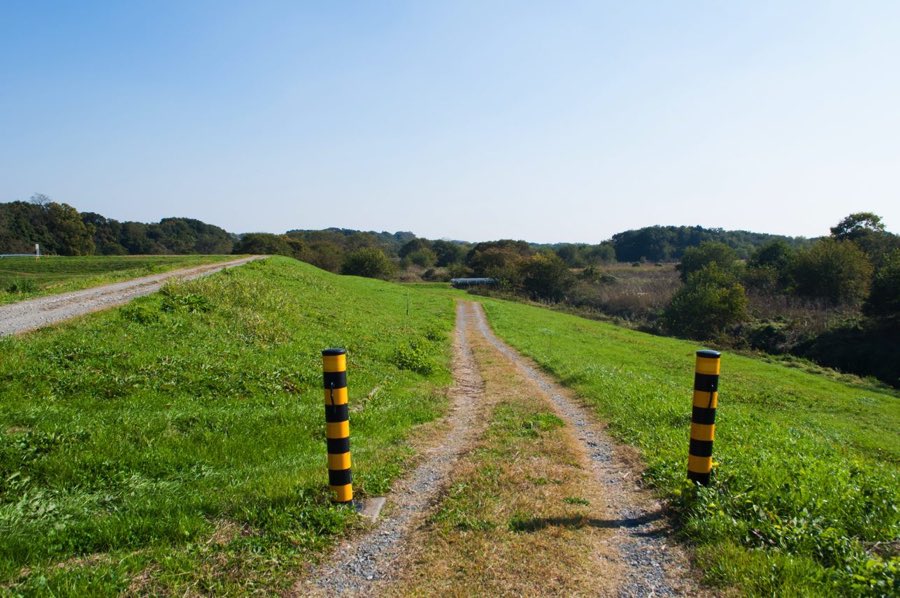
[294,301,486,597]
[0,256,263,336]
[469,302,699,597]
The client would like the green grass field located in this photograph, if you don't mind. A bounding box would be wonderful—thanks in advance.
[478,297,899,596]
[0,257,455,594]
[0,255,235,304]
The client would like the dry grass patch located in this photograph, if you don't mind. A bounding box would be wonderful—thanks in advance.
[384,331,624,596]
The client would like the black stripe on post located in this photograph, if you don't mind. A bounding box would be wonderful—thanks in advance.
[694,373,719,392]
[327,437,351,454]
[323,371,347,389]
[691,406,717,425]
[689,438,714,457]
[325,404,349,423]
[328,468,353,486]
[688,470,711,484]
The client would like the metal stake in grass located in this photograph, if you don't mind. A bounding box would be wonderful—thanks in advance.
[688,349,720,485]
[323,348,353,503]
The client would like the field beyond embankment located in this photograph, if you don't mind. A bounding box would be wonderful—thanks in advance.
[479,297,899,596]
[0,257,455,594]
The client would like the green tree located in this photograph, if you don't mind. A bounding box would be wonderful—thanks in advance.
[431,240,467,266]
[399,238,432,258]
[341,248,395,279]
[830,212,885,241]
[792,238,873,305]
[233,233,296,257]
[864,250,900,330]
[46,202,95,255]
[678,241,738,282]
[406,248,437,268]
[664,264,748,339]
[744,240,794,292]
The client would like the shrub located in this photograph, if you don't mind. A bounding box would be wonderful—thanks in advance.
[340,248,395,279]
[678,241,739,282]
[864,249,900,330]
[792,239,873,306]
[664,264,748,338]
[518,253,574,302]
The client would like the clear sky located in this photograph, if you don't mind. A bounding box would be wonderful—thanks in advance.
[2,1,898,243]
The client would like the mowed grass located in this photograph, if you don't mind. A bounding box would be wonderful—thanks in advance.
[0,257,454,594]
[479,298,899,596]
[0,254,235,304]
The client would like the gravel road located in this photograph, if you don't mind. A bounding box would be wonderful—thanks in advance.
[0,256,263,337]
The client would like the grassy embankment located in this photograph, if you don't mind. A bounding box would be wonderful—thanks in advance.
[479,298,898,596]
[0,257,455,595]
[0,255,236,304]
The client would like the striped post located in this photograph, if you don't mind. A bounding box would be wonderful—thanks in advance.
[688,349,721,485]
[322,348,353,503]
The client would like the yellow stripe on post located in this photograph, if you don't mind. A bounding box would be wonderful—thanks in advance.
[331,484,353,503]
[689,423,715,442]
[688,455,712,474]
[323,387,349,405]
[692,390,718,409]
[323,354,347,373]
[326,420,350,439]
[328,452,352,470]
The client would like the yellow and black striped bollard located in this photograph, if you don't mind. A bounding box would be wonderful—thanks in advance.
[322,348,353,503]
[688,349,721,485]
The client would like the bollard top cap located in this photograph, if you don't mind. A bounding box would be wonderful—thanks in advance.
[696,349,721,359]
[322,348,346,356]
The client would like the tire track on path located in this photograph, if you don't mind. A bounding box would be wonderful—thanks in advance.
[0,256,263,336]
[294,301,487,597]
[468,302,701,597]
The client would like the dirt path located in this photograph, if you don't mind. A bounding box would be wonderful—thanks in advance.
[295,301,701,596]
[293,301,488,596]
[0,256,263,336]
[467,302,700,597]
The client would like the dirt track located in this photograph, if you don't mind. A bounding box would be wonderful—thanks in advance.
[0,256,263,336]
[297,301,701,597]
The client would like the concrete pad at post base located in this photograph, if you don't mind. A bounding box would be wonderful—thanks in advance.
[355,497,386,522]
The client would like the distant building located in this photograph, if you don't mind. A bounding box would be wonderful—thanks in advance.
[450,277,497,289]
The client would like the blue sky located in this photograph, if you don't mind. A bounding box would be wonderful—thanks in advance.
[2,1,898,242]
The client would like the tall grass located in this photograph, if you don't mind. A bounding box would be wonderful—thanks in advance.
[0,257,455,594]
[479,297,899,596]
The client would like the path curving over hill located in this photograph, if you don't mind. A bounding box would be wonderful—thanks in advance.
[0,256,264,336]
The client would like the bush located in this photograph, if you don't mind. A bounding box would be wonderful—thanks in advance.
[864,249,900,330]
[664,264,748,339]
[340,248,395,279]
[792,239,873,306]
[678,241,739,282]
[518,253,574,302]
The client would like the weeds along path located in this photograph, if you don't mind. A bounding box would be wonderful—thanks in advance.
[294,301,488,596]
[466,302,700,597]
[0,256,263,336]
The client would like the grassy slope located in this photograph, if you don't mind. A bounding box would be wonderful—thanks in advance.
[0,255,235,304]
[479,298,898,596]
[0,257,454,595]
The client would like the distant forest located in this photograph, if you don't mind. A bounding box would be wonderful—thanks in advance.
[0,196,806,264]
